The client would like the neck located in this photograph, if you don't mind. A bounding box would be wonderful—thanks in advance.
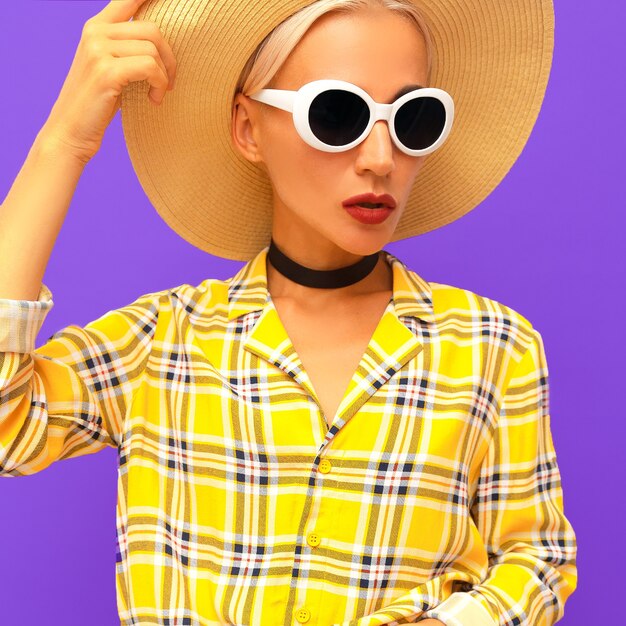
[266,244,392,303]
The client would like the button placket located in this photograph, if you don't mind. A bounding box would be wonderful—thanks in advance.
[295,607,311,623]
[294,456,333,624]
[318,459,332,474]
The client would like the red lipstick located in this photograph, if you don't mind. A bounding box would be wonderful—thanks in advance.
[342,193,397,209]
[342,192,397,225]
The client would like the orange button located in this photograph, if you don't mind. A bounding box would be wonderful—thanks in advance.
[318,459,332,473]
[307,533,321,547]
[295,607,311,623]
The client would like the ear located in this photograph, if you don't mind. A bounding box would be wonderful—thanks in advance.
[231,93,266,170]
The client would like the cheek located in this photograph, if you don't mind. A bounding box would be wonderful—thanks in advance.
[265,134,343,202]
[395,156,428,195]
[412,155,428,176]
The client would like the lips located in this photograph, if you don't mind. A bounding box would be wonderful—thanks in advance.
[342,192,397,209]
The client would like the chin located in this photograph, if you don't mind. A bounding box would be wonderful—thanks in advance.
[331,229,394,257]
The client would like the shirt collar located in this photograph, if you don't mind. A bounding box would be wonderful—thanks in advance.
[227,246,435,325]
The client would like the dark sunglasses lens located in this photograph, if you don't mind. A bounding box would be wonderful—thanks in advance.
[395,96,446,150]
[309,89,370,146]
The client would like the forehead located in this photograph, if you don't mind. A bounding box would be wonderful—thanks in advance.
[271,8,429,98]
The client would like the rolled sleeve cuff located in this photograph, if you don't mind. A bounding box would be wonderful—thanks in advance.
[421,592,498,626]
[0,283,54,353]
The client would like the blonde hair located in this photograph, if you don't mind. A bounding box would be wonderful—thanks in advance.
[234,0,434,101]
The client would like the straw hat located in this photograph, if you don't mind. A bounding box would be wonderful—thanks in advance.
[121,0,555,261]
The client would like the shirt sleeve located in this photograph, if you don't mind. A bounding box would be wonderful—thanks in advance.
[0,283,162,477]
[419,328,578,626]
[0,283,54,353]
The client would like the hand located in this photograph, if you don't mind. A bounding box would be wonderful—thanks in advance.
[41,0,177,165]
[419,620,447,625]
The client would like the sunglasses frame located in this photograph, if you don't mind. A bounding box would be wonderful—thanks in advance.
[248,78,454,157]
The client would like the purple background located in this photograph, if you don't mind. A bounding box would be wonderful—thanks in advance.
[1,1,623,624]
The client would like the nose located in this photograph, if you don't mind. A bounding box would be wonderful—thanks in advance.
[353,120,395,177]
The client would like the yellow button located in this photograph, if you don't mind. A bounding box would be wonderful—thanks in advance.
[318,459,332,473]
[307,533,321,547]
[295,607,311,623]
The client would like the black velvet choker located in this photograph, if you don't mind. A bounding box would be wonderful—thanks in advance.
[267,239,380,289]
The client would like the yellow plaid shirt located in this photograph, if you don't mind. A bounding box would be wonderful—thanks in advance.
[0,247,577,625]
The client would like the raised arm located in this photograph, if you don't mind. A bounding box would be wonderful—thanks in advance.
[0,0,176,301]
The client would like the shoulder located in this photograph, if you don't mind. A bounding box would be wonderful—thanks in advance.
[428,279,539,349]
[429,280,532,326]
[154,276,231,318]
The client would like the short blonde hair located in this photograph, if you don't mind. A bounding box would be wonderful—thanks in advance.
[234,0,434,101]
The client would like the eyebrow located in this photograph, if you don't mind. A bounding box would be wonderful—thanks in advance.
[390,84,424,102]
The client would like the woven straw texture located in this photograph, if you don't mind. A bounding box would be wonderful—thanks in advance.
[121,0,554,260]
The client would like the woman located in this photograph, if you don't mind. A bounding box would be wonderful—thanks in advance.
[0,0,577,624]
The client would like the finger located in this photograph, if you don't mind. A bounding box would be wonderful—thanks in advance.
[115,55,170,104]
[110,39,172,90]
[105,21,176,89]
[91,0,152,25]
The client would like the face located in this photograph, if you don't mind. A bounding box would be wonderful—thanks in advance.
[231,7,430,262]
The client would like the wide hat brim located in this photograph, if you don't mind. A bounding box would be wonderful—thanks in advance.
[121,0,555,261]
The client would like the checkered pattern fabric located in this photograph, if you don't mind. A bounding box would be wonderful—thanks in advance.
[0,246,577,625]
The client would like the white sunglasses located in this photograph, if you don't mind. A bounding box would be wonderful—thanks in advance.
[248,78,454,156]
